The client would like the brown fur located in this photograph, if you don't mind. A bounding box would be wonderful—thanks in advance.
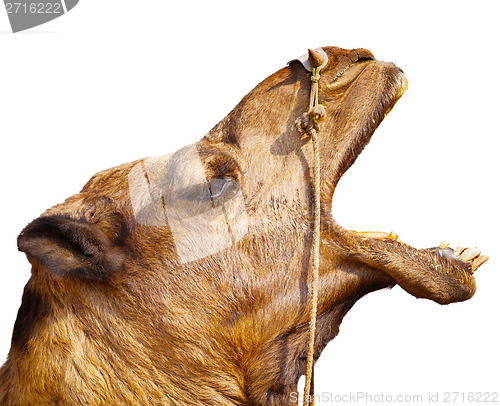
[0,46,478,405]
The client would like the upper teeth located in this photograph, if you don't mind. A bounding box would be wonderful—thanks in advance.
[439,241,450,249]
[460,247,481,262]
[471,255,489,271]
[452,245,489,272]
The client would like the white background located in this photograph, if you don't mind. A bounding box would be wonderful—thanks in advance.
[1,1,498,404]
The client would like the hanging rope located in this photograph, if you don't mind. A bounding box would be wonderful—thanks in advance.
[303,125,321,406]
[295,49,327,406]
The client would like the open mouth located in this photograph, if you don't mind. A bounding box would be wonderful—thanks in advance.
[329,63,488,273]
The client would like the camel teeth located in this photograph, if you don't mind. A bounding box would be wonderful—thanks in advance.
[389,231,399,240]
[460,247,481,262]
[439,241,450,249]
[472,255,489,272]
[455,246,467,256]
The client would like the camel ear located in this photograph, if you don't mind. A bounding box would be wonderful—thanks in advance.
[18,206,129,280]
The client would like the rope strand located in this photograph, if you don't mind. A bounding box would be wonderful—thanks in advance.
[303,127,321,406]
[302,63,324,406]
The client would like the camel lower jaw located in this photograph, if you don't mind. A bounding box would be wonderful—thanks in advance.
[346,228,489,273]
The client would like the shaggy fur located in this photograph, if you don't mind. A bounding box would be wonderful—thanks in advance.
[0,46,478,405]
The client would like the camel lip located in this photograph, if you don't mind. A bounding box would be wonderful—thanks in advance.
[385,71,409,115]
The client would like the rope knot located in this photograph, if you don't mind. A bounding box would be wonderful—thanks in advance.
[308,104,327,124]
[295,113,319,137]
[310,72,320,83]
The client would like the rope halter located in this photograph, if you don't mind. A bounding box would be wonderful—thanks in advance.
[291,47,328,406]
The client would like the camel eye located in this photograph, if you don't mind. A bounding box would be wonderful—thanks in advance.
[208,178,239,201]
